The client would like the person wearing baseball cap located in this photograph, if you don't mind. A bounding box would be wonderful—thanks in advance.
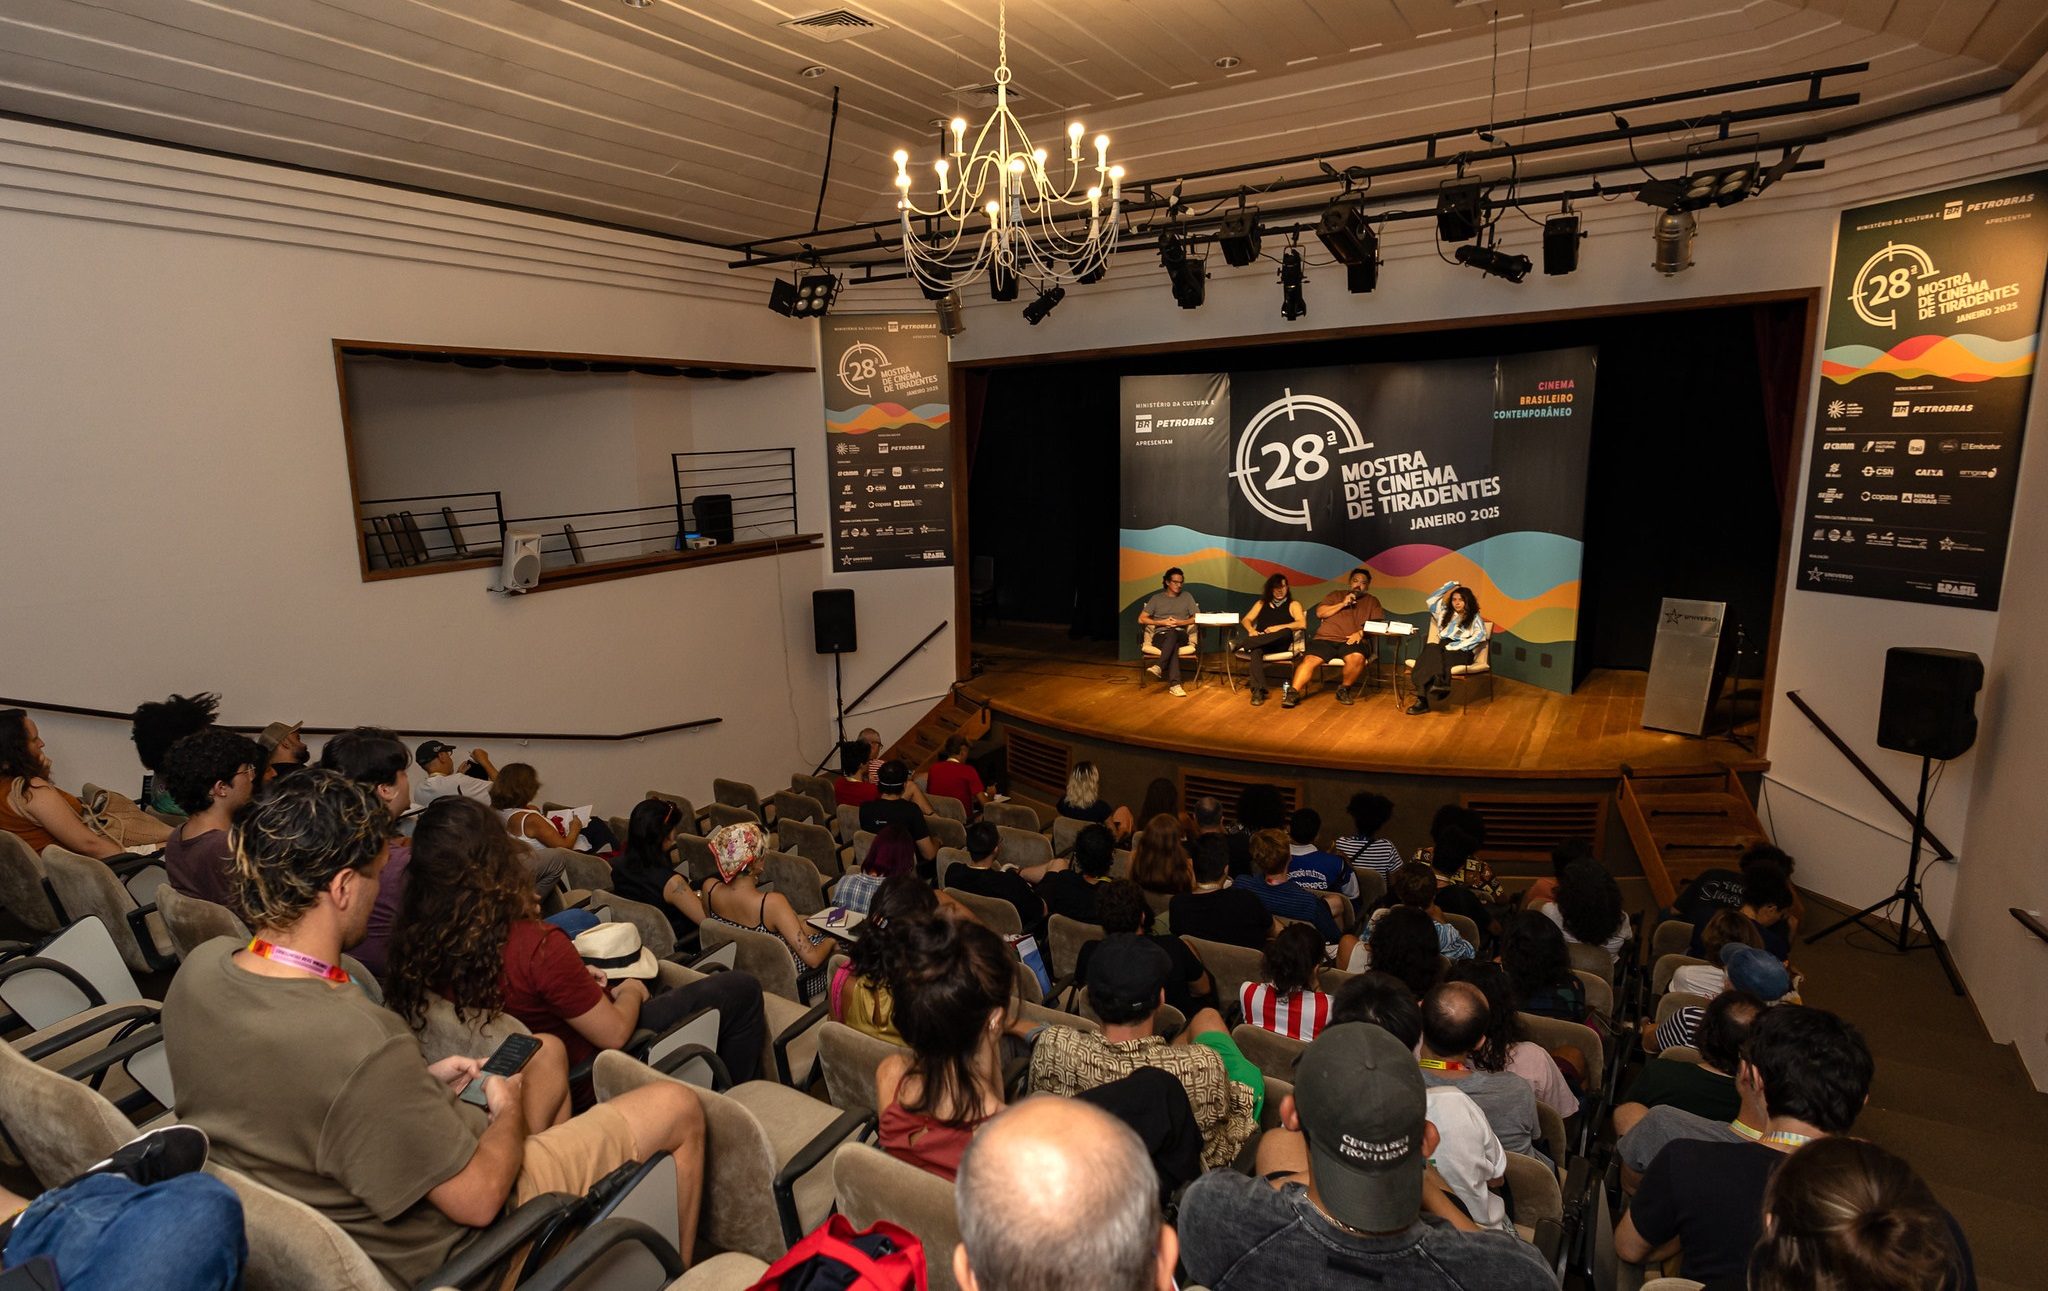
[1178,1022,1554,1289]
[857,758,936,872]
[411,740,498,809]
[255,720,307,779]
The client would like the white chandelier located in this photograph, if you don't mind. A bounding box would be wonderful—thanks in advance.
[890,0,1123,295]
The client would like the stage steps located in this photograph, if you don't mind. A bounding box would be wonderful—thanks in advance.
[881,686,991,773]
[1616,764,1769,908]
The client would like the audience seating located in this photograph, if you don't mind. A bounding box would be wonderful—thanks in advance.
[1010,959,1044,1007]
[934,846,968,887]
[713,778,765,819]
[589,889,679,960]
[926,794,968,824]
[1,917,170,1117]
[1320,966,1359,996]
[760,851,827,916]
[1504,1150,1564,1238]
[675,833,719,885]
[831,1141,964,1291]
[1574,968,1615,1017]
[646,791,706,836]
[1183,936,1264,1011]
[1536,1101,1570,1174]
[1654,992,1713,1028]
[1049,816,1084,857]
[1651,954,1710,997]
[0,1027,148,1189]
[981,802,1038,832]
[774,818,841,881]
[705,803,759,832]
[1659,1043,1704,1065]
[1260,1075,1295,1131]
[993,826,1050,870]
[925,814,968,852]
[1045,915,1103,1001]
[1443,911,1482,948]
[1567,941,1620,989]
[153,885,249,959]
[39,846,175,974]
[767,790,823,829]
[1015,997,1100,1034]
[815,1020,907,1120]
[946,888,1022,937]
[0,830,61,932]
[1230,1023,1306,1082]
[682,934,824,1086]
[1353,868,1388,910]
[833,804,862,846]
[664,1252,771,1290]
[1649,916,1693,961]
[850,831,875,869]
[1109,848,1131,879]
[789,773,836,825]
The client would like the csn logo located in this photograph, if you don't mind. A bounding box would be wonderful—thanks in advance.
[1228,388,1371,532]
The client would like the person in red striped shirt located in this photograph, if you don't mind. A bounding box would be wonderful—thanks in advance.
[1237,923,1334,1043]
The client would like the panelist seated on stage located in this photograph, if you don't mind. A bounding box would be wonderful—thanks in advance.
[1408,581,1490,715]
[1138,566,1200,697]
[1235,572,1306,708]
[1285,567,1386,708]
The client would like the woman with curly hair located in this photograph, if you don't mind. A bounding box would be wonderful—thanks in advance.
[830,873,938,1045]
[129,691,219,815]
[385,797,765,1088]
[1128,812,1193,911]
[1445,960,1581,1118]
[0,708,127,859]
[1541,859,1632,957]
[1498,910,1589,1024]
[1239,922,1332,1042]
[874,913,1016,1179]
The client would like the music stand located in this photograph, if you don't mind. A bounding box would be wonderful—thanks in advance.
[1804,752,1963,995]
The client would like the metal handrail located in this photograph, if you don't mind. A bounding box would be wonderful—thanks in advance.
[0,697,721,742]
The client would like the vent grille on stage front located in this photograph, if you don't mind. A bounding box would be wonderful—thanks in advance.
[1181,772,1303,826]
[1461,793,1607,861]
[1006,730,1072,800]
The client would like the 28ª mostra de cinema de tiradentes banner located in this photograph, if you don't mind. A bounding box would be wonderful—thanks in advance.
[1798,170,2048,610]
[1118,347,1597,694]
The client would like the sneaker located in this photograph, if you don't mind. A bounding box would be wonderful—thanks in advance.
[1282,688,1300,709]
[1168,684,1188,697]
[1336,685,1356,706]
[81,1124,210,1187]
[1145,664,1163,679]
[1250,690,1267,707]
[1407,698,1430,715]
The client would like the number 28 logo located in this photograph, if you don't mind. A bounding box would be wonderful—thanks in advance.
[1849,242,1937,330]
[837,343,889,396]
[1229,388,1371,531]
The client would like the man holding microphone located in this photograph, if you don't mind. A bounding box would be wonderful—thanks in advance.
[1285,567,1385,708]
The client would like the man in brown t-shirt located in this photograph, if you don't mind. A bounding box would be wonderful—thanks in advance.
[1286,567,1385,707]
[162,770,706,1289]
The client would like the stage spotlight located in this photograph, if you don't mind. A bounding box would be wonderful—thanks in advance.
[1217,206,1263,267]
[1316,201,1377,266]
[1070,255,1107,285]
[1543,209,1583,276]
[1159,232,1207,309]
[1651,208,1696,275]
[1636,163,1760,214]
[1346,260,1379,294]
[934,290,965,337]
[1278,248,1306,321]
[1437,183,1485,242]
[1454,242,1531,283]
[767,278,800,316]
[1022,284,1065,325]
[988,264,1019,301]
[781,271,840,317]
[916,263,955,302]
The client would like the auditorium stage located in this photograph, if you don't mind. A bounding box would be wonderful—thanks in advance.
[959,628,1768,783]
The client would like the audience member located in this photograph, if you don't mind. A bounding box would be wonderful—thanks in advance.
[831,740,878,809]
[1037,823,1113,924]
[317,727,425,977]
[1748,1136,1974,1291]
[1673,909,1763,997]
[1616,990,1763,1131]
[1671,841,1800,929]
[1328,970,1423,1043]
[856,727,884,782]
[1616,1056,1769,1191]
[1056,760,1134,842]
[490,762,581,852]
[1284,808,1358,903]
[1617,1004,1875,1283]
[410,741,498,808]
[1519,840,1591,912]
[1170,835,1274,949]
[834,823,918,914]
[1233,828,1342,944]
[925,733,992,815]
[1329,790,1402,880]
[1028,935,1259,1167]
[606,798,706,942]
[1239,922,1333,1042]
[1373,862,1476,960]
[1655,944,1795,1053]
[1127,813,1193,907]
[1542,859,1632,957]
[129,691,219,815]
[831,873,936,1045]
[1445,961,1579,1119]
[1370,906,1448,999]
[1224,783,1287,877]
[161,770,706,1289]
[1418,981,1541,1158]
[1078,879,1213,1018]
[1498,909,1590,1023]
[1689,863,1795,962]
[1179,1023,1554,1289]
[859,761,936,870]
[1416,805,1500,933]
[159,727,264,910]
[945,820,1048,939]
[1136,777,1198,842]
[0,708,130,859]
[387,796,765,1086]
[701,821,837,1001]
[953,1097,1177,1291]
[255,720,309,778]
[874,914,1013,1180]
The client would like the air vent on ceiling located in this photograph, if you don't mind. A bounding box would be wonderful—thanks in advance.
[959,81,1024,107]
[781,9,887,42]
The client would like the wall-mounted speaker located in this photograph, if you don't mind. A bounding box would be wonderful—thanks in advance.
[1876,647,1981,761]
[498,529,542,593]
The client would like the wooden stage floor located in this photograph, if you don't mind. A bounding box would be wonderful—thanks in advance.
[960,630,1768,781]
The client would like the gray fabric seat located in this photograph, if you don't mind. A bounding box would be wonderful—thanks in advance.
[775,817,842,881]
[994,826,1050,870]
[815,1019,908,1119]
[982,802,1038,832]
[41,846,175,972]
[768,790,823,828]
[831,1141,963,1291]
[154,884,249,959]
[946,887,1022,937]
[760,850,827,916]
[1182,935,1265,1011]
[0,829,60,932]
[1229,1023,1307,1082]
[646,791,705,836]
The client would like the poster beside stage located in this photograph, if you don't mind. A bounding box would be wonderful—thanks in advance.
[821,313,954,571]
[1797,170,2048,610]
[1119,347,1596,693]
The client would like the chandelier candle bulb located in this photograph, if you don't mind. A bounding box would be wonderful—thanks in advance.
[1095,135,1110,169]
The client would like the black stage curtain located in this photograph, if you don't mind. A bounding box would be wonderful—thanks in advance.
[966,303,1801,668]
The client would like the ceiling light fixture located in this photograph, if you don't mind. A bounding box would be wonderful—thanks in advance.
[935,290,966,337]
[1217,206,1263,267]
[1022,284,1065,324]
[1651,209,1695,275]
[1454,241,1531,283]
[1543,205,1583,276]
[1214,56,1241,69]
[1436,183,1485,242]
[1159,231,1206,309]
[623,0,652,8]
[1278,246,1307,321]
[768,270,842,317]
[799,64,828,78]
[888,0,1121,294]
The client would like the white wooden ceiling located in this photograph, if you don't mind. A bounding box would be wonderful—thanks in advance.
[1,0,2042,247]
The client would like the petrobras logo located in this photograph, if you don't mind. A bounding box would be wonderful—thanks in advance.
[1134,412,1153,434]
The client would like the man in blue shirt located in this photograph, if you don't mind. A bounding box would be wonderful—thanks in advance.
[1285,808,1359,902]
[1235,828,1341,943]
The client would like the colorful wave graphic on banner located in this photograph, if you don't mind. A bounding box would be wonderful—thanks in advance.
[825,402,952,434]
[1820,333,2037,384]
[1118,526,1581,644]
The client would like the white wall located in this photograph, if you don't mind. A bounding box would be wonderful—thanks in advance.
[0,116,955,815]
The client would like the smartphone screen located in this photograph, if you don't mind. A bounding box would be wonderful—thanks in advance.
[459,1034,541,1107]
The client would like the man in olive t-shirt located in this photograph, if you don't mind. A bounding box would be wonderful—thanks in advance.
[1138,567,1200,694]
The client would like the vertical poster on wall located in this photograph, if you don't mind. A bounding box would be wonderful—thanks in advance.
[1797,170,2048,609]
[821,313,954,570]
[1120,347,1596,693]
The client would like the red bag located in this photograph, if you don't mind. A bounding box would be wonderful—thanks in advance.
[748,1215,926,1291]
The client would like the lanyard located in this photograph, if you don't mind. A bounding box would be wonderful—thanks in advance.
[246,937,352,985]
[1730,1120,1764,1141]
[1761,1131,1814,1150]
[1418,1057,1466,1072]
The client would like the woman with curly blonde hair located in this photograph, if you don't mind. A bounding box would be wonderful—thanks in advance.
[385,797,766,1088]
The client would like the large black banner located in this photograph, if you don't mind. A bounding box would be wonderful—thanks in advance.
[822,314,953,571]
[1119,348,1596,692]
[1797,171,2048,609]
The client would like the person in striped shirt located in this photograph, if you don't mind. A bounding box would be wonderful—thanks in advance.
[1330,790,1403,881]
[1238,923,1334,1043]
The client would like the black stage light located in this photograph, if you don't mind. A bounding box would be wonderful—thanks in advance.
[1454,242,1531,283]
[768,278,800,316]
[1159,232,1206,309]
[1436,183,1484,242]
[1217,207,1264,267]
[917,264,955,302]
[789,271,840,317]
[1022,285,1065,325]
[1070,255,1107,285]
[1346,260,1378,294]
[988,264,1019,301]
[935,290,965,336]
[1543,210,1583,276]
[1279,249,1306,321]
[1636,163,1759,214]
[1316,201,1374,265]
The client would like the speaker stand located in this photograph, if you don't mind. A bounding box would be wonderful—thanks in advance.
[831,649,847,746]
[1804,754,1964,995]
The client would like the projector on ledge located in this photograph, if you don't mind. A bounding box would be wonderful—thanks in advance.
[685,535,720,550]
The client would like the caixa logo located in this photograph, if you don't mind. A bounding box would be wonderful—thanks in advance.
[1936,580,1977,598]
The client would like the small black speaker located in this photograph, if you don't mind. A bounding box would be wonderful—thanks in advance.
[813,589,858,655]
[1876,647,1981,760]
[691,493,734,546]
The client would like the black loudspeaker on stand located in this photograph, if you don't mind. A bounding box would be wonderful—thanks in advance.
[1805,647,1981,995]
[812,589,858,745]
